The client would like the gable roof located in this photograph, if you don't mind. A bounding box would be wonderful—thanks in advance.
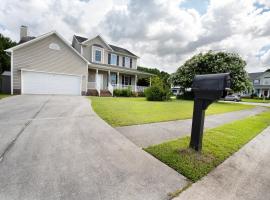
[74,35,87,43]
[248,72,264,80]
[81,35,113,50]
[74,34,138,58]
[5,31,89,64]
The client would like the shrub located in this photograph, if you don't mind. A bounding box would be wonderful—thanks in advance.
[113,86,134,97]
[144,76,171,101]
[137,92,145,97]
[144,86,171,101]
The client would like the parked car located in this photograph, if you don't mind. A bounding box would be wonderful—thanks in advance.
[224,94,241,102]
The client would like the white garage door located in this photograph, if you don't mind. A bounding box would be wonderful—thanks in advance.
[22,71,81,95]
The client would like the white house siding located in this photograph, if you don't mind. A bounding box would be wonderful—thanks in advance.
[12,34,88,94]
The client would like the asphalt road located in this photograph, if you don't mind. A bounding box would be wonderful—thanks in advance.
[0,95,188,200]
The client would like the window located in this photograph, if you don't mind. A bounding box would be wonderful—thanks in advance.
[95,50,101,62]
[264,77,270,85]
[92,46,103,63]
[124,57,130,68]
[111,73,117,85]
[254,79,259,85]
[110,54,117,65]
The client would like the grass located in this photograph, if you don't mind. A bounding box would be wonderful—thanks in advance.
[0,93,10,100]
[241,98,270,103]
[90,97,254,127]
[144,111,270,182]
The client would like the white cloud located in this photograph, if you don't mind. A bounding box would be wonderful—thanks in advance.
[0,0,270,73]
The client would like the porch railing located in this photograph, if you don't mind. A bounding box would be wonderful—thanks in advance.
[112,84,148,92]
[88,82,148,94]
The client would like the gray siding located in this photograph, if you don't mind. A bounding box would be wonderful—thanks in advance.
[13,34,87,92]
[72,37,81,53]
[82,37,138,69]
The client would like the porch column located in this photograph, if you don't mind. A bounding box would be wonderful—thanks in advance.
[149,76,152,86]
[117,72,120,89]
[135,75,137,92]
[108,70,111,86]
[95,69,98,88]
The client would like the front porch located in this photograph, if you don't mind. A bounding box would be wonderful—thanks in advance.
[87,68,150,96]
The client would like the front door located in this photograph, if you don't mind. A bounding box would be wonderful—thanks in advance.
[98,74,103,90]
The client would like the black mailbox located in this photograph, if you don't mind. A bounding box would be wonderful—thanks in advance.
[189,73,231,151]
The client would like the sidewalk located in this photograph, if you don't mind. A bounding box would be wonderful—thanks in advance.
[116,107,267,147]
[174,126,270,200]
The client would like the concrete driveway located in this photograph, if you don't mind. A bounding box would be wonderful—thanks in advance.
[0,95,188,200]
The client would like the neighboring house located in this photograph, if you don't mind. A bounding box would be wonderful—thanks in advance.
[248,71,270,97]
[171,86,182,96]
[5,26,151,96]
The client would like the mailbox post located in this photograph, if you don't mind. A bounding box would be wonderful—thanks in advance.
[190,73,231,152]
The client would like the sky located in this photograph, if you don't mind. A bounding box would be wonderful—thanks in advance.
[0,0,270,73]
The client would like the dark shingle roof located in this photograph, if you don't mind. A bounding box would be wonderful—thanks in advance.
[248,72,264,80]
[108,44,137,57]
[74,35,87,43]
[74,35,138,57]
[18,36,36,44]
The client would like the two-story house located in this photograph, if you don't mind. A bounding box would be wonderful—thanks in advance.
[72,35,151,96]
[249,71,270,97]
[5,26,151,96]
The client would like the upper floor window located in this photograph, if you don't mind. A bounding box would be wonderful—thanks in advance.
[95,50,102,62]
[254,79,259,85]
[110,54,117,65]
[264,77,270,85]
[125,57,130,68]
[92,46,103,63]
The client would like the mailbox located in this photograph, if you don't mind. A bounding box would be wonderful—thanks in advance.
[189,73,231,151]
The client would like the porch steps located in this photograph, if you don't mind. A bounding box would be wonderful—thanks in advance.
[87,89,99,96]
[100,90,112,97]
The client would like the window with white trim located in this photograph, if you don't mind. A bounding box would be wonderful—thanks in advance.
[95,50,101,62]
[110,54,117,65]
[92,46,103,63]
[124,57,130,68]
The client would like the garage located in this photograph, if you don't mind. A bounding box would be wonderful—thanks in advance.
[21,70,81,95]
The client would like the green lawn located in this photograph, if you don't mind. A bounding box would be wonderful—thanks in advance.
[241,98,270,103]
[144,111,270,182]
[90,97,254,127]
[0,94,10,100]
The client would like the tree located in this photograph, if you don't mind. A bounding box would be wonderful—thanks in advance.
[170,51,251,92]
[0,34,16,73]
[137,66,170,89]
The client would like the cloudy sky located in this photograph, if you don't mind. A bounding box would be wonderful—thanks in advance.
[1,0,270,73]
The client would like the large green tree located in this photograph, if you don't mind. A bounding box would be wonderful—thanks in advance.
[170,51,251,92]
[0,33,16,73]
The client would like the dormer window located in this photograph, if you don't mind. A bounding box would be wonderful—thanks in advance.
[92,46,103,63]
[95,50,101,62]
